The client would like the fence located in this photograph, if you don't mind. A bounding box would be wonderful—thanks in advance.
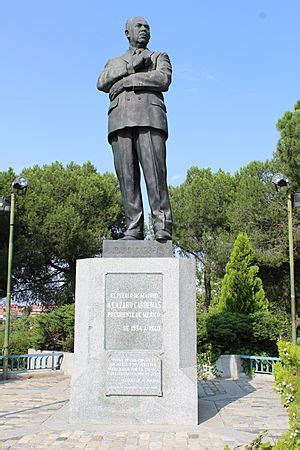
[0,352,63,373]
[1,352,279,377]
[240,355,280,374]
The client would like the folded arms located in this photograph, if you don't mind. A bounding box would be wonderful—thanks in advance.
[97,52,172,101]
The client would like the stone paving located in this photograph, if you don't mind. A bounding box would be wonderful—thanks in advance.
[0,374,289,449]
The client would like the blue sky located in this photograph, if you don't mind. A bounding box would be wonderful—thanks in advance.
[0,1,299,185]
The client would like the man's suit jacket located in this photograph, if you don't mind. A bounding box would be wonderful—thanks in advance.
[97,48,172,142]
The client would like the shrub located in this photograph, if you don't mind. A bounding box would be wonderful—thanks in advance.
[197,310,290,358]
[0,303,75,355]
[30,303,75,351]
[272,341,300,448]
[0,317,33,355]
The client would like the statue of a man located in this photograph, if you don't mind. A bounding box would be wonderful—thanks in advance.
[97,17,173,241]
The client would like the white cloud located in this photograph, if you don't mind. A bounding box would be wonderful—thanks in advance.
[176,64,217,83]
[171,173,184,181]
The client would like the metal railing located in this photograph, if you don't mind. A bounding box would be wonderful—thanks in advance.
[0,352,63,373]
[240,355,280,374]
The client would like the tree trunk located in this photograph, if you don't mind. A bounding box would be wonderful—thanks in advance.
[69,260,76,302]
[204,265,211,312]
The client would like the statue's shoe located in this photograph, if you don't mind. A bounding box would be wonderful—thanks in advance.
[155,230,172,242]
[120,234,143,240]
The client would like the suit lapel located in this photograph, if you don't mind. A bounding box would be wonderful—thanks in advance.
[121,48,154,63]
[121,50,133,63]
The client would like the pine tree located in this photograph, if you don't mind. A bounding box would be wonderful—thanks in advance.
[218,233,268,314]
[275,101,300,189]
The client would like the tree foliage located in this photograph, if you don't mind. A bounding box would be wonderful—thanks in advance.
[218,233,268,314]
[170,167,235,309]
[272,341,300,449]
[229,161,289,267]
[228,160,299,309]
[0,318,32,355]
[170,157,299,311]
[30,303,75,351]
[0,162,125,307]
[275,101,300,189]
[197,309,290,358]
[0,304,75,353]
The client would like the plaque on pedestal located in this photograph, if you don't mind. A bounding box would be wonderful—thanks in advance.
[106,352,162,396]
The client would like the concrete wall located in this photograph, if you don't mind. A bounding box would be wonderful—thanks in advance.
[60,352,74,376]
[215,355,246,379]
[198,355,247,380]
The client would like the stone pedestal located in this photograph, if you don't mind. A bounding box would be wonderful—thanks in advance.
[69,243,197,425]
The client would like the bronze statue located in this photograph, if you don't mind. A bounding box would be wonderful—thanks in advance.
[97,17,172,241]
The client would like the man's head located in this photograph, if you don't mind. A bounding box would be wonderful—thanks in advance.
[125,17,150,48]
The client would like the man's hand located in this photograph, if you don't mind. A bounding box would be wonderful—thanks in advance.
[109,78,124,100]
[142,49,152,67]
[132,52,145,71]
[132,50,152,71]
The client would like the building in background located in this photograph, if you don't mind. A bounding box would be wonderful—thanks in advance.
[0,302,43,323]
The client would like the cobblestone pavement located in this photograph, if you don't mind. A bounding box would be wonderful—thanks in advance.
[0,374,288,449]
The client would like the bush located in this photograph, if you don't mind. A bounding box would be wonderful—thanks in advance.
[272,341,300,448]
[0,317,33,355]
[30,303,75,351]
[0,303,75,355]
[197,309,290,359]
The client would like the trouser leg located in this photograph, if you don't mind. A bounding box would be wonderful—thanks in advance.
[135,128,172,235]
[110,129,144,238]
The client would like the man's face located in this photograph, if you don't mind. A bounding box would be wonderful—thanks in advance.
[125,17,150,48]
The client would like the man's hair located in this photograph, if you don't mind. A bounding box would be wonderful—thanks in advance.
[125,17,148,31]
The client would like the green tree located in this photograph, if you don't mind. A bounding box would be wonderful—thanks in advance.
[228,160,299,310]
[272,103,300,312]
[170,167,235,310]
[274,101,300,189]
[229,161,288,267]
[218,232,268,314]
[0,162,125,307]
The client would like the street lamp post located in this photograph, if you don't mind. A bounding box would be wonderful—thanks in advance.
[287,191,297,345]
[272,173,297,345]
[2,193,15,379]
[2,177,28,379]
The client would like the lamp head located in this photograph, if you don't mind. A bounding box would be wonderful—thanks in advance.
[272,173,290,191]
[12,176,29,194]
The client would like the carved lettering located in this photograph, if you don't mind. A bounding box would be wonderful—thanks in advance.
[105,273,163,350]
[106,352,162,396]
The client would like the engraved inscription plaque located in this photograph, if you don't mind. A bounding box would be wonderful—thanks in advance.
[105,273,163,350]
[106,352,162,396]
